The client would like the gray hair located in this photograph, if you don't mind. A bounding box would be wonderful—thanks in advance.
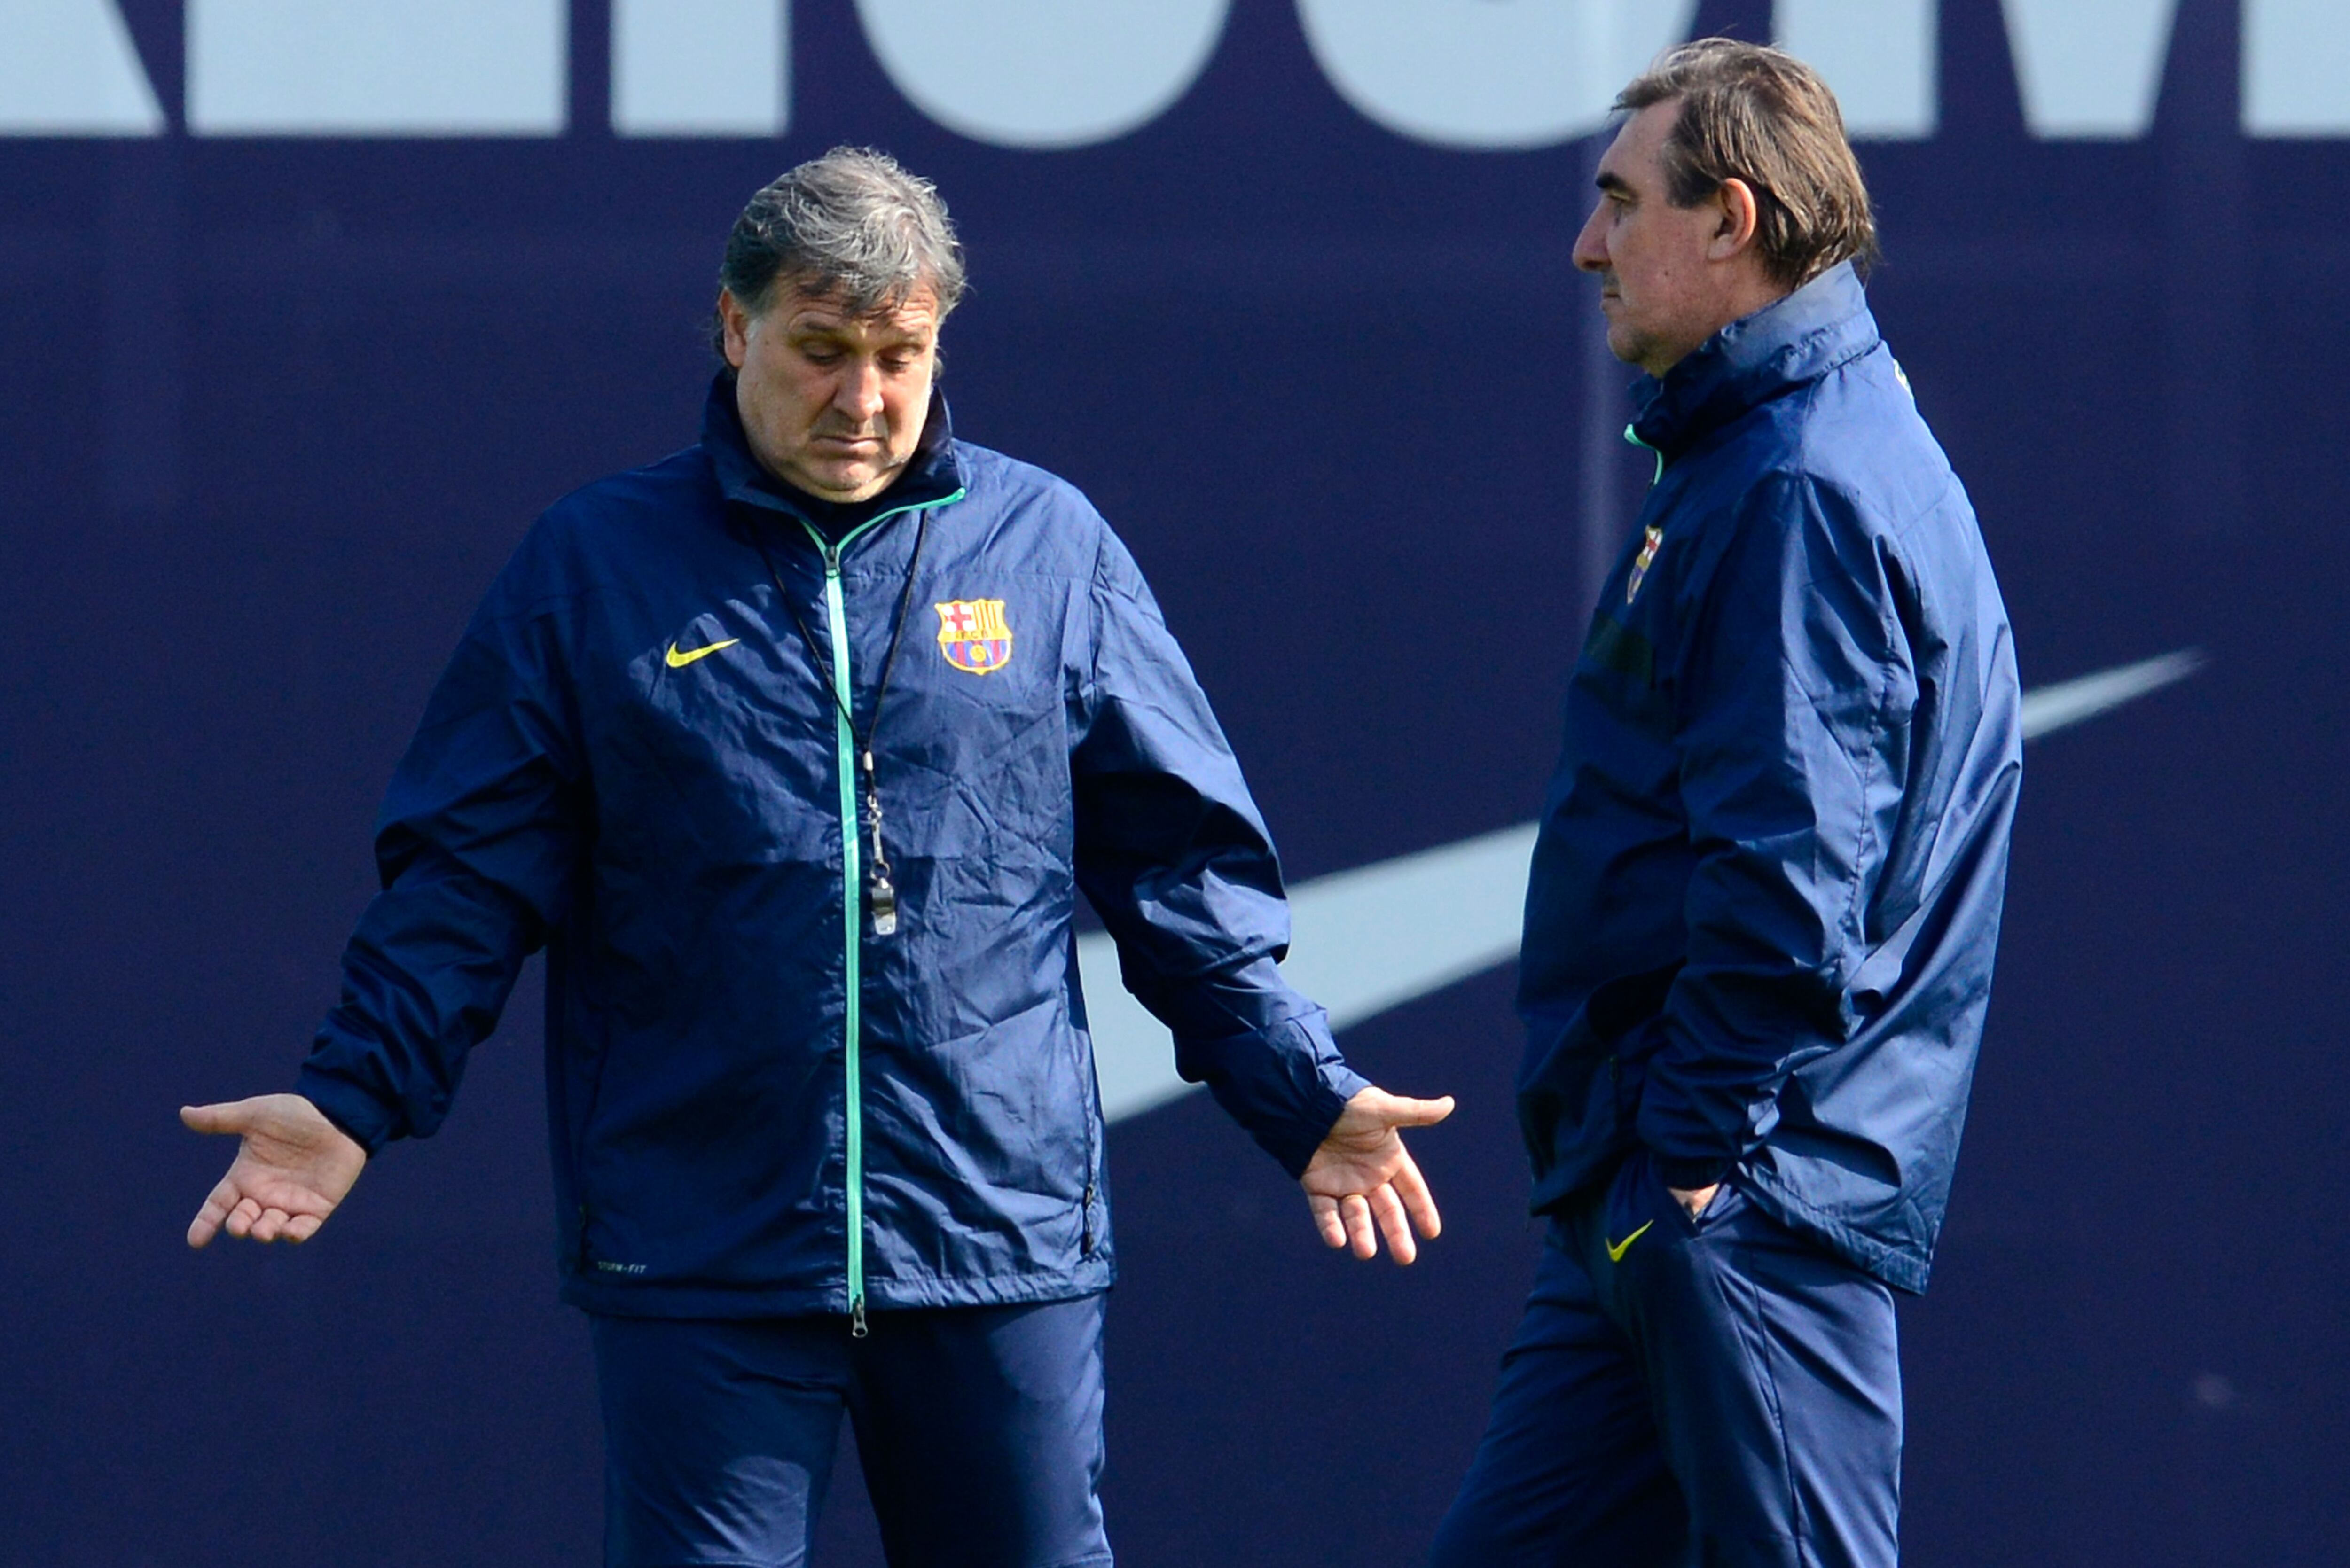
[714,147,966,347]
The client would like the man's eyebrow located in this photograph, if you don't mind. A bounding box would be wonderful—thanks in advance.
[1595,171,1634,197]
[784,318,933,350]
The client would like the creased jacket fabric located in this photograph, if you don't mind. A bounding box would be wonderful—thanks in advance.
[297,375,1363,1318]
[1517,265,2022,1293]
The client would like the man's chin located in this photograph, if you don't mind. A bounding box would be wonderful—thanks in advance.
[790,460,896,504]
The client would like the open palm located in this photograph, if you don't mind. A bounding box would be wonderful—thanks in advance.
[1300,1085,1454,1264]
[182,1093,367,1246]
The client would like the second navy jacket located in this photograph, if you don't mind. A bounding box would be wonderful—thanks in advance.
[296,375,1365,1319]
[1517,265,2022,1293]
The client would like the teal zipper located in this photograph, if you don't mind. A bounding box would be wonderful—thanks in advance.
[1623,422,1664,486]
[794,491,963,1338]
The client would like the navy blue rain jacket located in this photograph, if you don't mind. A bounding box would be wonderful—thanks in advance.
[1518,265,2021,1292]
[297,375,1365,1318]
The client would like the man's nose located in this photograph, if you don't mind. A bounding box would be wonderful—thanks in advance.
[834,359,886,421]
[1572,202,1609,274]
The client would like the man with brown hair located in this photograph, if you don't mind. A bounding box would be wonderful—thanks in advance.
[1432,41,2021,1567]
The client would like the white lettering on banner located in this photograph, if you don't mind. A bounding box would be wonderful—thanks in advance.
[2000,0,2180,139]
[613,0,788,137]
[1775,0,1935,140]
[7,2,2349,144]
[0,0,162,135]
[1297,0,1697,150]
[854,0,1228,149]
[187,0,566,135]
[2245,0,2350,136]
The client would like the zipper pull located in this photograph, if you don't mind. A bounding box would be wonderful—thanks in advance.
[851,1294,869,1339]
[869,872,899,937]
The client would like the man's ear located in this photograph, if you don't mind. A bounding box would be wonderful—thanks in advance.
[1708,178,1762,262]
[717,289,751,370]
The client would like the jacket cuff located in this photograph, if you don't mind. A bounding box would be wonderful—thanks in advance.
[293,1061,400,1156]
[1652,1154,1734,1191]
[1179,1010,1367,1178]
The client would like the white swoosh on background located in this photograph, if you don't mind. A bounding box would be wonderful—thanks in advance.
[1088,650,2206,1123]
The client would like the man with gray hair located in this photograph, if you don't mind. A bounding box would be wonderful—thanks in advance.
[181,147,1452,1567]
[1432,42,2020,1567]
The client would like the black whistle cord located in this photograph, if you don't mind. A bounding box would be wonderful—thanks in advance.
[753,506,934,754]
[753,506,935,915]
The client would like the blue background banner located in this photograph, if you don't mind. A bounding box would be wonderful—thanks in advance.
[3,1,2343,1562]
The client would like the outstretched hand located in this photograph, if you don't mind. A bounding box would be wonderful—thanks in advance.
[182,1094,367,1248]
[1300,1085,1455,1264]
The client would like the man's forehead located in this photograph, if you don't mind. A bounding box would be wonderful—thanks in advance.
[1596,99,1678,190]
[777,283,940,335]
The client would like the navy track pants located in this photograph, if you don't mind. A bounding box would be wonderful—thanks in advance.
[1432,1151,1902,1567]
[589,1295,1113,1568]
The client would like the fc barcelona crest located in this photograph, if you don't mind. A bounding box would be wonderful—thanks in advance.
[1626,524,1664,604]
[934,599,1014,675]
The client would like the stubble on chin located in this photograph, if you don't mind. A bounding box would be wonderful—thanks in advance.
[802,448,912,504]
[1603,318,1649,371]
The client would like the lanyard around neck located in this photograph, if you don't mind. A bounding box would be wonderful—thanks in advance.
[759,510,932,750]
[753,506,934,936]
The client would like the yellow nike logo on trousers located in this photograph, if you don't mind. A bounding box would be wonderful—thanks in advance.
[1606,1219,1654,1264]
[665,638,739,669]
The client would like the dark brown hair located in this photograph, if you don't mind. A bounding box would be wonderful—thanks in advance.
[1617,39,1880,288]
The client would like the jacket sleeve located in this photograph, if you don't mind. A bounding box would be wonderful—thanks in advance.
[1637,473,1915,1189]
[294,557,588,1155]
[1070,526,1366,1176]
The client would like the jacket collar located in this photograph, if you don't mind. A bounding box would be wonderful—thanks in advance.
[1628,261,1880,461]
[700,369,964,525]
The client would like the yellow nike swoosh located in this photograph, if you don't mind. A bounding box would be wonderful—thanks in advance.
[665,638,739,669]
[1606,1219,1654,1264]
